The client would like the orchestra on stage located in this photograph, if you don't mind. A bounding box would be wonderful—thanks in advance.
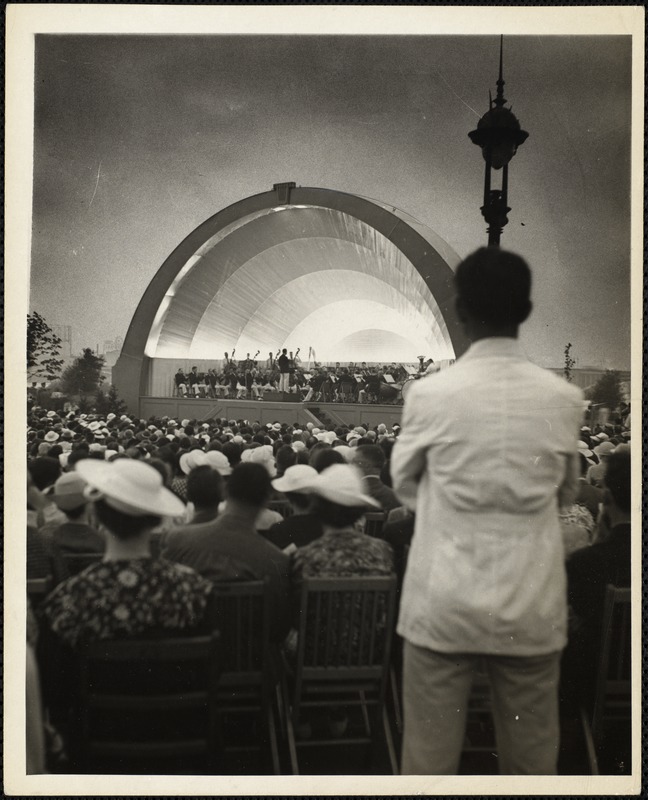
[172,349,455,404]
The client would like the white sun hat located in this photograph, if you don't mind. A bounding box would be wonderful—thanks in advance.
[76,458,185,517]
[179,449,208,475]
[204,450,232,476]
[271,464,318,494]
[332,445,354,462]
[307,464,380,508]
[241,445,276,476]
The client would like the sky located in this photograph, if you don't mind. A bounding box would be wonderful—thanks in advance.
[21,9,638,370]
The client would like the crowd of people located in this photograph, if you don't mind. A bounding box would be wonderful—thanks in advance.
[173,352,446,404]
[26,405,631,773]
[25,247,633,777]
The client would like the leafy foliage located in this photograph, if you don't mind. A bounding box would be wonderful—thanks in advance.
[585,369,624,409]
[27,312,64,381]
[95,384,128,415]
[60,348,106,398]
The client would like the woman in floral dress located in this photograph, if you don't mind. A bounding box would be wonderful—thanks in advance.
[38,459,215,740]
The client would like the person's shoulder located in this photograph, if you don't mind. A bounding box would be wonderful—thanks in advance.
[527,364,585,399]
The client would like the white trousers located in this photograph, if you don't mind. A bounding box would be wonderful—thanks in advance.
[401,640,561,775]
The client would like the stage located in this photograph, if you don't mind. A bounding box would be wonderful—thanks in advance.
[139,395,404,429]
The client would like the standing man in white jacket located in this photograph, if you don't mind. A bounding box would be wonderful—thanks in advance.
[391,247,585,775]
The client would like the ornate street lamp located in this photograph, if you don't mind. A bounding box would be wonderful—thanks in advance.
[469,37,528,246]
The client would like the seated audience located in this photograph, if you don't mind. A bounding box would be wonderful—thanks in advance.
[263,465,323,550]
[38,459,214,738]
[352,445,400,511]
[293,464,394,581]
[586,440,615,488]
[185,464,223,525]
[41,459,213,648]
[40,472,105,557]
[162,462,291,642]
[574,450,603,519]
[562,447,631,710]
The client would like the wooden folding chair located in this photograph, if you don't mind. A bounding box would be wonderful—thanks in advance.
[27,576,52,608]
[74,633,221,774]
[268,499,294,518]
[363,512,387,539]
[580,584,631,774]
[284,575,399,775]
[211,580,282,774]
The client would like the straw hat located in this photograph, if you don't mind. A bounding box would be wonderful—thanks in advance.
[593,441,615,457]
[179,449,208,475]
[204,450,232,476]
[332,445,354,463]
[271,464,318,494]
[76,458,185,517]
[52,472,88,511]
[306,464,380,508]
[241,445,276,476]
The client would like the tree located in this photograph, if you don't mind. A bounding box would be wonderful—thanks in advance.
[563,343,576,383]
[106,384,128,415]
[60,348,105,401]
[95,384,128,416]
[585,369,624,410]
[27,312,64,381]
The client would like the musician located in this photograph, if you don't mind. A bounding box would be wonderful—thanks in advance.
[266,352,274,370]
[278,349,291,393]
[188,366,200,396]
[319,369,334,403]
[337,368,355,402]
[174,368,188,397]
[244,367,254,398]
[205,369,217,398]
[224,350,238,369]
[364,368,381,403]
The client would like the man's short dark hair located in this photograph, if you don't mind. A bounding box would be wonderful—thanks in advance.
[227,462,271,508]
[355,444,386,471]
[28,457,61,490]
[454,247,532,327]
[187,465,223,508]
[604,449,631,512]
[311,447,345,473]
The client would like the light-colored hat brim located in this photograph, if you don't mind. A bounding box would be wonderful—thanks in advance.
[313,484,381,508]
[77,459,185,517]
[271,466,318,493]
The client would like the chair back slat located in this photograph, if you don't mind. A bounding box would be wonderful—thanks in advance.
[297,576,397,678]
[287,574,400,775]
[363,512,387,538]
[592,584,631,741]
[268,499,293,518]
[346,591,359,668]
[210,580,268,680]
[27,576,52,601]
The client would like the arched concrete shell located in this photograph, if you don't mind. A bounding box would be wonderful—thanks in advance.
[113,186,470,411]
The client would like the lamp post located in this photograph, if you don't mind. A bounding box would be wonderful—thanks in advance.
[468,37,528,247]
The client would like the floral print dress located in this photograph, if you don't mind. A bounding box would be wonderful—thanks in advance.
[42,558,213,648]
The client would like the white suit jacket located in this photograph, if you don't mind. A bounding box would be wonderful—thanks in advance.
[391,337,585,656]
